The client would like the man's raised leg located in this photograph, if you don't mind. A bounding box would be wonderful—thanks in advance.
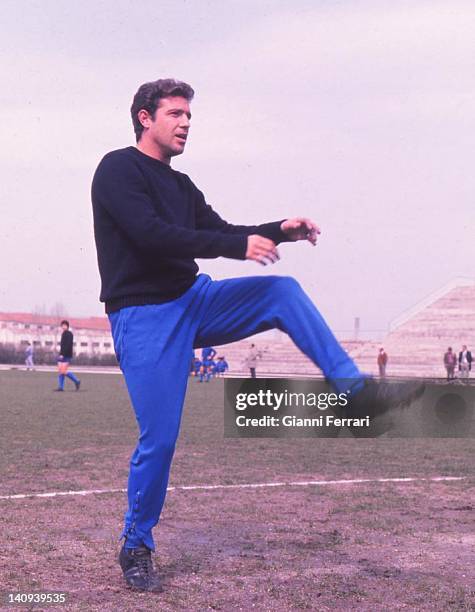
[195,275,362,392]
[194,275,424,420]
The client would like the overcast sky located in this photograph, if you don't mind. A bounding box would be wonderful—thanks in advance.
[1,0,474,333]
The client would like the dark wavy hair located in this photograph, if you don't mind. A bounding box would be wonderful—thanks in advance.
[130,78,195,142]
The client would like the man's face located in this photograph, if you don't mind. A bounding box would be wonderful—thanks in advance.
[61,324,68,332]
[141,96,191,161]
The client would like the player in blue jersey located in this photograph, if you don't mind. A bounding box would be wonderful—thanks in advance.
[199,356,215,382]
[215,356,229,377]
[191,355,201,377]
[201,346,217,361]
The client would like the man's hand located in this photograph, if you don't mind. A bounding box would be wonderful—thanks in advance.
[280,218,321,245]
[246,235,280,266]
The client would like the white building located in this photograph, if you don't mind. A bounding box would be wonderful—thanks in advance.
[0,312,114,355]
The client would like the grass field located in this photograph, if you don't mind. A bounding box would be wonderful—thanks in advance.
[0,369,474,611]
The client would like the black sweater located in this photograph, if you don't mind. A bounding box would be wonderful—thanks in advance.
[92,147,289,313]
[60,330,74,359]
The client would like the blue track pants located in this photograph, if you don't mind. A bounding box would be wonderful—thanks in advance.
[108,274,363,550]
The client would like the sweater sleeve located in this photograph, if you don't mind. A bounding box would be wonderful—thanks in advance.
[92,154,248,260]
[191,180,292,245]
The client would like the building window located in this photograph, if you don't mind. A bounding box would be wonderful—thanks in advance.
[20,340,29,346]
[24,324,30,329]
[37,325,43,330]
[80,342,88,347]
[45,341,53,347]
[33,341,41,347]
[92,342,100,348]
[104,342,111,348]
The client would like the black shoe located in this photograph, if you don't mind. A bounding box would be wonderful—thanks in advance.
[75,380,81,391]
[346,379,425,436]
[119,543,163,592]
[54,388,64,392]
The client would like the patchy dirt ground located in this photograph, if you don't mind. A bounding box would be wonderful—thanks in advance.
[0,370,474,611]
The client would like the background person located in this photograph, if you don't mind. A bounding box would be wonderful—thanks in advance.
[443,347,457,381]
[24,341,35,371]
[245,343,263,378]
[215,356,229,377]
[201,346,217,361]
[199,355,215,382]
[190,355,201,377]
[55,320,81,392]
[458,345,472,379]
[377,347,388,378]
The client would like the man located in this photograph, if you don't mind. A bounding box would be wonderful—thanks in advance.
[458,344,472,379]
[91,79,424,592]
[443,347,457,381]
[245,343,263,378]
[215,356,229,377]
[190,354,201,377]
[201,346,217,361]
[55,320,81,392]
[377,347,388,378]
[199,355,214,382]
[25,341,35,371]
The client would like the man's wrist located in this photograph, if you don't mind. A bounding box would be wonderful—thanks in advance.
[277,219,293,243]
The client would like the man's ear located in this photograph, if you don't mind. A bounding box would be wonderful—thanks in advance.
[138,109,152,129]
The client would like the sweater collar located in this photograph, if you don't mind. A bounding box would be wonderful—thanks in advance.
[127,146,174,171]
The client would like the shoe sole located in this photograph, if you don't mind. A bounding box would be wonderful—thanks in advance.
[124,581,163,593]
[370,381,426,415]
